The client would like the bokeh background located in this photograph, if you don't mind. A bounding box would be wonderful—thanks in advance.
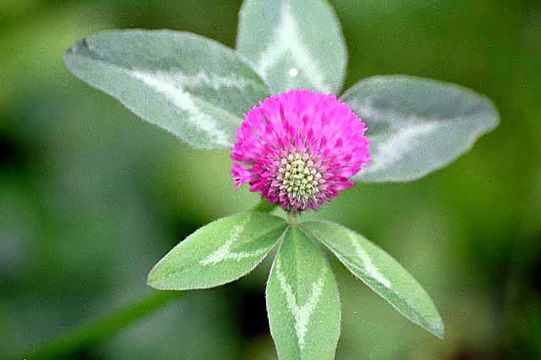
[1,0,540,358]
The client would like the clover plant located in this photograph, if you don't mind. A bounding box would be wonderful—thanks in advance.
[64,0,499,358]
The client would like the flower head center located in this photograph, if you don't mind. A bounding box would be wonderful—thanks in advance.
[277,151,323,201]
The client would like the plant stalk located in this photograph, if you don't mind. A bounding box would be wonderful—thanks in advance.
[287,212,299,227]
[23,291,180,359]
[20,199,275,359]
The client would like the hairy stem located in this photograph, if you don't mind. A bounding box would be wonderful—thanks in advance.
[20,199,276,359]
[287,212,299,227]
[24,291,180,359]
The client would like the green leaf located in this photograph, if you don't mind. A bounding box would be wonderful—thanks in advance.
[64,30,269,149]
[342,75,500,182]
[148,212,286,290]
[237,0,347,94]
[266,228,341,360]
[301,220,444,339]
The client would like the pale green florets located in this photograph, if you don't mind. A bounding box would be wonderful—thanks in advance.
[276,152,323,201]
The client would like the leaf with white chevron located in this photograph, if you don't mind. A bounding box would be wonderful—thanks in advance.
[302,220,445,339]
[237,0,347,94]
[342,75,499,182]
[266,228,340,360]
[65,30,269,149]
[148,212,286,290]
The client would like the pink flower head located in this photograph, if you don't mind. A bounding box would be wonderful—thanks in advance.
[231,89,370,212]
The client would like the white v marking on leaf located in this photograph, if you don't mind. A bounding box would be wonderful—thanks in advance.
[199,218,271,266]
[276,259,325,350]
[347,231,392,288]
[255,1,329,92]
[348,98,440,175]
[169,71,260,91]
[131,69,233,147]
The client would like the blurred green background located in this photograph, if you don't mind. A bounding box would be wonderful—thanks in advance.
[1,0,540,358]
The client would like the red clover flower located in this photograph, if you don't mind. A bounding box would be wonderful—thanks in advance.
[231,90,370,212]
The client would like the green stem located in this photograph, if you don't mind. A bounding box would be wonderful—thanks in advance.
[24,291,180,359]
[287,212,299,227]
[21,201,275,359]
